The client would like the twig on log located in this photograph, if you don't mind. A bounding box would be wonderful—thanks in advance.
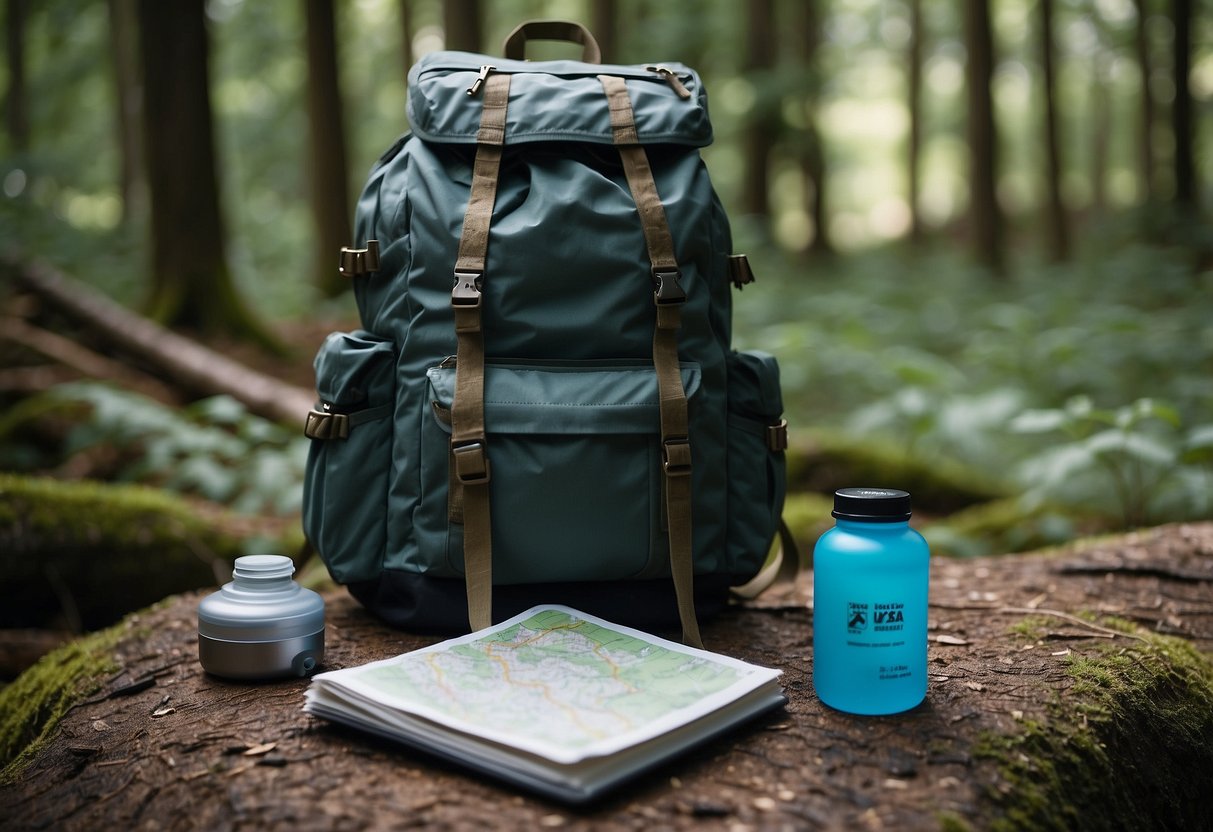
[996,607,1148,641]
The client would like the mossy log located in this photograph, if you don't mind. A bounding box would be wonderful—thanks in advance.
[0,474,291,634]
[2,524,1211,831]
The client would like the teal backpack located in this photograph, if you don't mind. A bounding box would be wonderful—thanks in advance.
[302,21,793,646]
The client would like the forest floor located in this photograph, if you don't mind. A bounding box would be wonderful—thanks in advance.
[2,523,1211,831]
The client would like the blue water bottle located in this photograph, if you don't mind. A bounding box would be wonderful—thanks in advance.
[812,488,929,715]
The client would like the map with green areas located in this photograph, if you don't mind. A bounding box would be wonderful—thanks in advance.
[349,606,767,762]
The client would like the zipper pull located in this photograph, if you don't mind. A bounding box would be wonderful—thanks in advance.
[467,64,495,97]
[646,65,692,100]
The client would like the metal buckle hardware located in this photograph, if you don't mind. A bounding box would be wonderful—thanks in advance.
[652,267,686,305]
[452,439,491,484]
[467,64,496,97]
[338,240,380,278]
[304,409,349,440]
[728,254,756,290]
[451,269,484,307]
[661,436,692,476]
[767,418,789,452]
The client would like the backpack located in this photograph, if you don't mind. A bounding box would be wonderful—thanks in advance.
[302,21,793,647]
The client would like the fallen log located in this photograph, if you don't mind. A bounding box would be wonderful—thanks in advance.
[5,258,314,425]
[1,523,1211,830]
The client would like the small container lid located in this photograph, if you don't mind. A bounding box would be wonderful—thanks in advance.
[832,487,912,522]
[198,555,324,642]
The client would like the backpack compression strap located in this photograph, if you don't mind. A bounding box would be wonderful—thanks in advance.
[599,74,703,649]
[450,71,512,633]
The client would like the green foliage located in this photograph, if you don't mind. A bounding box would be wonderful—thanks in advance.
[739,244,1213,532]
[2,382,308,516]
[1011,396,1213,527]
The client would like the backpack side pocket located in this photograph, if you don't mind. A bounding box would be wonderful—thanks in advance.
[725,350,788,580]
[302,331,396,584]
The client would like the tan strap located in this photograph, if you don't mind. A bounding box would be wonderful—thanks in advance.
[599,74,701,648]
[730,519,801,600]
[450,71,511,633]
[502,20,602,64]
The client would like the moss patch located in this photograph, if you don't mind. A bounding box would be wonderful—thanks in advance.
[0,473,256,629]
[976,620,1213,831]
[0,624,123,781]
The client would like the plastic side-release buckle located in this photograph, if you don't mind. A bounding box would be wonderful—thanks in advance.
[662,436,692,476]
[452,269,484,308]
[652,268,686,305]
[452,439,491,484]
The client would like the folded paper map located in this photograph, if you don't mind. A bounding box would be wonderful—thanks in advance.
[303,605,785,803]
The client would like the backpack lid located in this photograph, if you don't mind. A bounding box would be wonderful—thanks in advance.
[407,52,713,147]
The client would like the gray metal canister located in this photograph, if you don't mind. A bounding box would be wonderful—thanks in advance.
[198,555,325,680]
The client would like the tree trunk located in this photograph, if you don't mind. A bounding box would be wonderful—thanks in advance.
[3,524,1212,829]
[304,0,353,298]
[107,0,145,223]
[1171,0,1196,210]
[792,0,832,257]
[4,0,29,152]
[964,0,1005,275]
[907,0,925,244]
[741,0,777,220]
[399,0,414,81]
[1133,0,1156,205]
[136,0,274,347]
[590,0,618,64]
[1039,0,1069,261]
[443,0,482,53]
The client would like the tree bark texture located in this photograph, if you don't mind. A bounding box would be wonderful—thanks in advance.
[1171,0,1196,209]
[443,0,482,53]
[907,0,924,243]
[5,0,29,152]
[1133,0,1156,205]
[3,524,1211,830]
[136,0,271,345]
[304,0,353,298]
[964,0,1004,275]
[1039,0,1068,262]
[741,0,777,220]
[107,0,145,223]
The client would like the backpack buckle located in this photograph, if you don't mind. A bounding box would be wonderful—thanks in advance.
[652,268,686,305]
[767,419,789,452]
[452,439,491,484]
[305,409,349,440]
[661,436,692,476]
[338,240,380,278]
[452,269,483,307]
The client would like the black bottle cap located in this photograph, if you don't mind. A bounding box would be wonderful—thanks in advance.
[832,487,912,522]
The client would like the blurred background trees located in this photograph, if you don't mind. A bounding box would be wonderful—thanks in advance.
[1,0,1211,575]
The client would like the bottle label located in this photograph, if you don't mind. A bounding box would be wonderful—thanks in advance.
[845,600,907,651]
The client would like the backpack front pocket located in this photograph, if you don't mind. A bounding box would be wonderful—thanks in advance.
[420,361,702,585]
[302,331,396,584]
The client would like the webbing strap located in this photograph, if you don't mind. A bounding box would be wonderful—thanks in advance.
[599,74,701,648]
[450,72,511,633]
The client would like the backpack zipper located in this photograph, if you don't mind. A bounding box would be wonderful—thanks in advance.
[645,65,692,100]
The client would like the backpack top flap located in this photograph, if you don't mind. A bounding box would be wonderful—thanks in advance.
[407,52,712,147]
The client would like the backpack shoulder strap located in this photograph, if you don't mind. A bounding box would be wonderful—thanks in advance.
[599,73,701,649]
[450,71,512,633]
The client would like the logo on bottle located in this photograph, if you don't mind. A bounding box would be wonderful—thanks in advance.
[847,602,868,634]
[874,602,905,632]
